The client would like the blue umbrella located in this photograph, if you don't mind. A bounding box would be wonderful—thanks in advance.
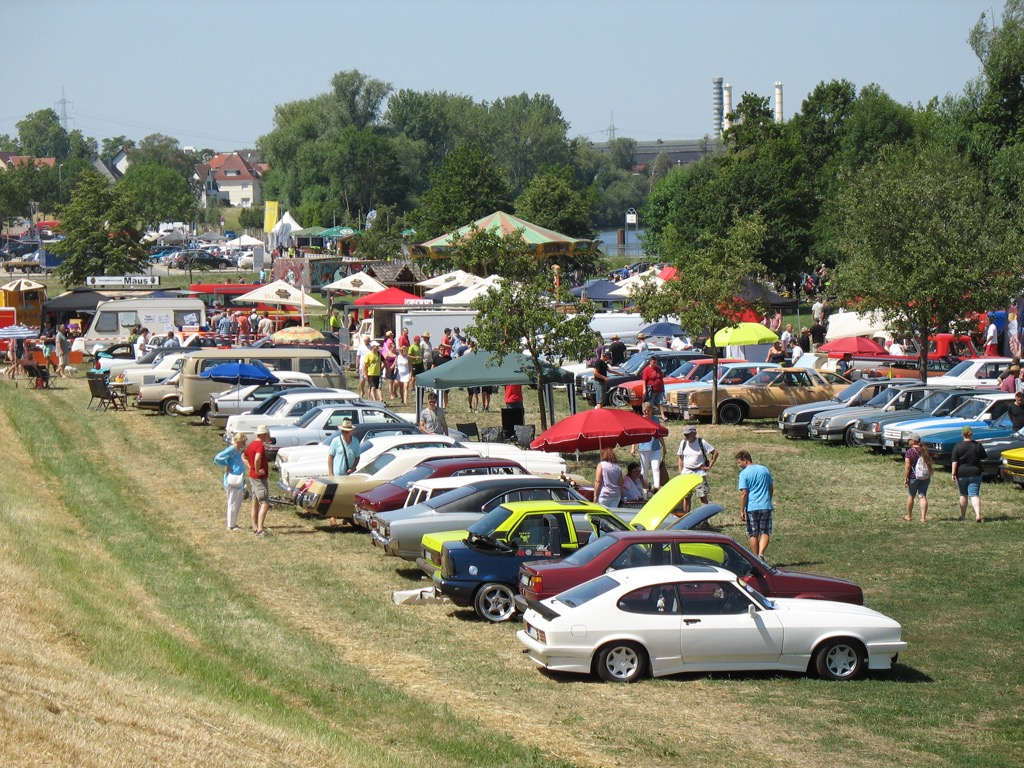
[641,321,683,337]
[0,324,39,340]
[199,362,279,385]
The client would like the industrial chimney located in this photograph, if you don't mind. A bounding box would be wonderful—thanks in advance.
[722,83,733,131]
[774,81,784,124]
[713,77,724,140]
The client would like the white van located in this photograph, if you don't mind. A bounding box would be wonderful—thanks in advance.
[81,298,207,354]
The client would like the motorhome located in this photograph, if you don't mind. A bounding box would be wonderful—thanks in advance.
[80,298,207,354]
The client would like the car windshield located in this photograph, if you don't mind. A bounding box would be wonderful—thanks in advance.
[424,485,478,509]
[621,353,651,374]
[913,390,959,413]
[867,387,905,407]
[746,370,780,386]
[561,533,620,565]
[294,407,333,428]
[943,360,974,377]
[834,380,871,403]
[555,574,620,608]
[363,452,398,475]
[950,398,992,419]
[669,361,698,378]
[391,465,435,489]
[467,505,515,536]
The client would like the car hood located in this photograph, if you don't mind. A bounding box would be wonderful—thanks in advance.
[627,474,703,530]
[814,404,889,422]
[768,597,899,623]
[923,425,1015,447]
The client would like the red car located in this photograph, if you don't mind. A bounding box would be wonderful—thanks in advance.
[518,530,864,604]
[612,358,746,409]
[351,456,528,529]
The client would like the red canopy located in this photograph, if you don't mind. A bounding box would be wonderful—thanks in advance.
[530,409,669,453]
[818,336,888,356]
[353,287,433,306]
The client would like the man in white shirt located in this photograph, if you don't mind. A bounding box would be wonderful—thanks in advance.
[888,338,906,356]
[790,341,804,364]
[677,425,717,515]
[780,323,794,349]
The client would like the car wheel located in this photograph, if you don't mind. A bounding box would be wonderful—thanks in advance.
[718,401,745,425]
[814,638,865,681]
[610,388,631,408]
[595,641,647,683]
[843,426,858,447]
[473,583,517,622]
[161,397,180,417]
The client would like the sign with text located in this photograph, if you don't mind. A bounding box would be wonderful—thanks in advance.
[86,275,161,287]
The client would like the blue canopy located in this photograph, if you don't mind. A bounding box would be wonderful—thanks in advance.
[570,279,623,302]
[199,362,279,385]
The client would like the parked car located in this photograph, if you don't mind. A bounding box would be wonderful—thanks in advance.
[170,250,231,270]
[849,387,983,450]
[807,385,949,446]
[678,368,851,425]
[579,350,705,406]
[999,445,1024,485]
[778,378,920,439]
[351,456,529,528]
[236,251,255,270]
[135,372,184,415]
[663,363,781,416]
[611,357,748,410]
[371,475,592,558]
[223,389,362,442]
[880,391,1016,452]
[920,412,1021,468]
[518,529,864,605]
[208,373,318,428]
[515,565,907,682]
[927,357,1013,388]
[261,402,414,457]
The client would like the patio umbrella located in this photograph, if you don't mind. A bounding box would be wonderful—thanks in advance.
[530,408,668,453]
[270,326,324,343]
[234,279,327,325]
[0,278,46,293]
[818,336,888,355]
[0,324,39,339]
[199,362,279,385]
[641,321,684,337]
[322,271,388,294]
[706,322,778,348]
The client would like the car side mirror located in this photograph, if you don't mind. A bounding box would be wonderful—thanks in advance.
[748,604,757,617]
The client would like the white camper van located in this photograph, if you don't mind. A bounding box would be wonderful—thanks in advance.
[81,298,207,354]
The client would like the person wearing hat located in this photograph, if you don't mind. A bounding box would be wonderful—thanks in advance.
[677,425,717,515]
[635,332,649,354]
[243,425,273,535]
[420,331,433,370]
[951,425,987,522]
[608,333,627,366]
[363,340,383,401]
[903,432,932,523]
[327,417,360,478]
[409,334,424,377]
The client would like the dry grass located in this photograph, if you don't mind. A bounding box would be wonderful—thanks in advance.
[0,374,1021,767]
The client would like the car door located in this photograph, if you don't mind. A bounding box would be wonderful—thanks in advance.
[677,581,784,666]
[614,583,685,674]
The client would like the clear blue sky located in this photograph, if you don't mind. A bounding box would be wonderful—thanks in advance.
[1,0,1000,152]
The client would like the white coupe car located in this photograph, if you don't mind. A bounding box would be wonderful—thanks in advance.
[516,564,906,683]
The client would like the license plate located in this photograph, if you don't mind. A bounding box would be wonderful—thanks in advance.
[526,624,539,640]
[519,573,531,587]
[883,438,895,447]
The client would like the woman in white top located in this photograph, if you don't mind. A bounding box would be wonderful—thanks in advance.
[594,447,624,508]
[396,345,412,404]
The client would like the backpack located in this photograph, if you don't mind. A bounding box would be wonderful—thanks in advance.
[914,450,930,480]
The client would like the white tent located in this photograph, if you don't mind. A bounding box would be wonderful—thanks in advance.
[442,275,503,304]
[417,269,475,289]
[226,234,264,248]
[609,268,663,298]
[322,271,388,294]
[425,273,483,296]
[270,211,302,249]
[825,310,889,341]
[234,279,326,324]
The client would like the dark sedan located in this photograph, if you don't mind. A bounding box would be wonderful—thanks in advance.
[778,378,916,439]
[518,529,864,604]
[170,251,231,270]
[581,350,705,406]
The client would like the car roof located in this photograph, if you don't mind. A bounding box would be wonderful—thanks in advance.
[496,499,605,514]
[411,474,552,491]
[607,564,735,587]
[364,434,458,450]
[416,456,524,471]
[274,388,358,402]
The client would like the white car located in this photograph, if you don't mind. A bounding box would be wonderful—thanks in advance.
[880,391,1015,451]
[516,564,907,683]
[237,251,255,269]
[116,352,195,395]
[928,357,1013,388]
[224,389,360,442]
[208,371,316,428]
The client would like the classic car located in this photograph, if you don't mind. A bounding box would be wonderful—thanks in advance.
[518,529,864,604]
[579,350,705,406]
[290,447,481,523]
[434,499,721,622]
[610,357,747,410]
[515,565,907,682]
[678,368,850,425]
[417,474,704,581]
[207,373,317,429]
[921,413,1022,469]
[373,475,593,559]
[999,445,1024,485]
[927,357,1014,388]
[257,402,410,457]
[778,378,919,439]
[807,385,950,446]
[848,387,980,450]
[351,456,529,529]
[880,391,1015,452]
[135,372,184,416]
[223,389,362,442]
[663,363,780,416]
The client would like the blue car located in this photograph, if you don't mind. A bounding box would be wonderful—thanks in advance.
[920,412,1021,467]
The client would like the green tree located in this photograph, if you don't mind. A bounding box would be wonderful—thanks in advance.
[463,229,596,430]
[408,143,511,239]
[515,166,593,238]
[238,205,265,230]
[487,93,571,195]
[831,144,1024,380]
[67,129,98,160]
[119,163,197,229]
[16,109,69,159]
[131,133,192,178]
[50,169,148,287]
[0,163,33,226]
[101,136,136,158]
[967,0,1024,148]
[630,214,769,423]
[353,204,405,261]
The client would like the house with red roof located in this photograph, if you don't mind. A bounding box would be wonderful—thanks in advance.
[194,151,262,209]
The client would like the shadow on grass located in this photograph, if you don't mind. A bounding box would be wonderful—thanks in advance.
[537,664,933,684]
[395,567,430,582]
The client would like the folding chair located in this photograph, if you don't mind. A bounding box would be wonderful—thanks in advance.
[513,424,536,449]
[455,422,480,441]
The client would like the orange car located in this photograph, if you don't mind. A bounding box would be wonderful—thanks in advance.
[611,358,746,409]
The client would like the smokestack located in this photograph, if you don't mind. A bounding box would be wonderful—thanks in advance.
[712,77,724,140]
[722,83,733,131]
[774,81,784,124]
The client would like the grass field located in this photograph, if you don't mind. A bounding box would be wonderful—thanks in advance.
[0,368,1021,767]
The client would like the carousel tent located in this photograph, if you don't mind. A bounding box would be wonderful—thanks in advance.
[411,211,600,259]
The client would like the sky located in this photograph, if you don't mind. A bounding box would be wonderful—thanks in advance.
[0,0,1002,153]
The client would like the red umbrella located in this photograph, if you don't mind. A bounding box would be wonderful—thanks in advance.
[818,337,888,356]
[530,409,669,453]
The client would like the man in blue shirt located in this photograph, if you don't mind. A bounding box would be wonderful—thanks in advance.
[327,418,361,477]
[736,450,774,559]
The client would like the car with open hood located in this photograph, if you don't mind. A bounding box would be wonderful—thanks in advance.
[515,564,906,682]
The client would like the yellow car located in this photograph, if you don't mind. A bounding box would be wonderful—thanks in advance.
[676,367,851,425]
[1000,446,1024,486]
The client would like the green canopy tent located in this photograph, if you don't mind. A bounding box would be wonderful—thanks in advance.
[414,351,577,428]
[409,211,600,259]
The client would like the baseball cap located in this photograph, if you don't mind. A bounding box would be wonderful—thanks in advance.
[413,335,421,342]
[907,432,921,442]
[683,425,697,435]
[962,425,973,436]
[370,340,380,347]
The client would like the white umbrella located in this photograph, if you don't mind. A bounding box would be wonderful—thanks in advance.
[0,278,46,292]
[417,269,474,289]
[609,270,664,298]
[225,234,264,248]
[0,324,39,339]
[322,271,388,294]
[424,273,483,295]
[442,275,503,304]
[233,280,326,325]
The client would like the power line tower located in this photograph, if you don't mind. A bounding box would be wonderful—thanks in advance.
[606,111,616,142]
[55,87,73,132]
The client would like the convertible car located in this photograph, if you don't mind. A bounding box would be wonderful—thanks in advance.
[516,565,906,683]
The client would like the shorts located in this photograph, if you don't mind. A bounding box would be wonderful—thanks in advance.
[907,477,931,497]
[745,509,773,538]
[647,389,665,405]
[683,474,709,501]
[956,475,981,498]
[250,477,269,502]
[367,375,381,389]
[384,366,397,381]
[467,386,480,394]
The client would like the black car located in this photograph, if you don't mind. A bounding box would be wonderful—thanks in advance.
[170,251,231,270]
[582,350,705,406]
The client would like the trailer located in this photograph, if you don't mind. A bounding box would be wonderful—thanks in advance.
[356,308,478,344]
